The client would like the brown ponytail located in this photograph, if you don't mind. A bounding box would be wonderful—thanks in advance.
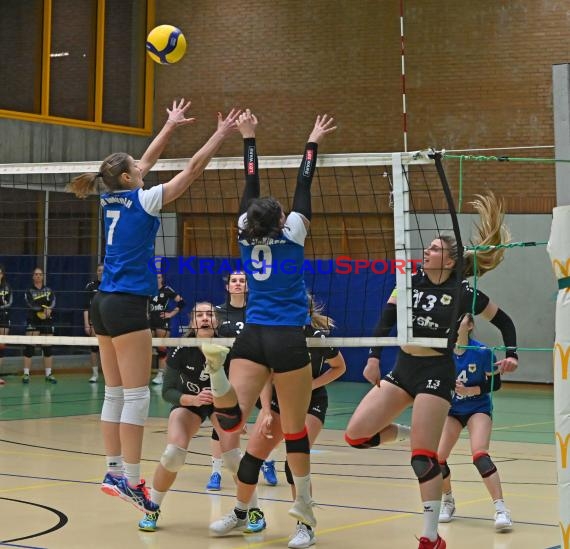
[67,152,132,198]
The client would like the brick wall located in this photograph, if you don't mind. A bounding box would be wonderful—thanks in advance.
[153,0,570,213]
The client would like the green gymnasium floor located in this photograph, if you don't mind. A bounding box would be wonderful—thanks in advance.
[0,374,555,445]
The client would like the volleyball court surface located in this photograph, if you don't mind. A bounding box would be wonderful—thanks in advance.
[0,376,558,548]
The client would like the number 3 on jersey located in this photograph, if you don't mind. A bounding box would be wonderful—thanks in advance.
[250,244,272,281]
[106,210,121,245]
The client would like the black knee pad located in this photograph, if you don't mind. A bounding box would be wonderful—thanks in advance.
[214,404,242,432]
[42,346,52,358]
[211,428,220,441]
[23,345,34,358]
[284,429,310,454]
[344,432,381,449]
[473,452,497,478]
[157,346,167,359]
[411,451,441,484]
[440,460,451,480]
[237,452,265,485]
[284,459,294,485]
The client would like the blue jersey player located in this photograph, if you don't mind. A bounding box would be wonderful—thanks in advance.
[437,313,513,531]
[68,99,240,515]
[203,109,336,541]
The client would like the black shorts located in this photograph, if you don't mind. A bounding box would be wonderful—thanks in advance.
[171,403,214,423]
[270,388,328,424]
[90,291,150,338]
[0,310,10,329]
[150,319,170,332]
[384,350,455,403]
[449,410,492,428]
[231,324,310,373]
[26,319,55,335]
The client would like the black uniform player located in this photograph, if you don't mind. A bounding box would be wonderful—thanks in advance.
[150,273,185,385]
[84,263,103,382]
[346,195,518,549]
[0,265,13,384]
[137,302,257,532]
[23,267,57,384]
[207,270,247,491]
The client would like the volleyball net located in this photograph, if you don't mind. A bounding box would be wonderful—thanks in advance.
[0,150,463,373]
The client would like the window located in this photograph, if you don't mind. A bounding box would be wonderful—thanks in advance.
[0,0,154,135]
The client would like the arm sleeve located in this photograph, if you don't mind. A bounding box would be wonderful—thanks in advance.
[238,138,260,216]
[48,289,56,309]
[369,302,397,359]
[479,372,502,393]
[489,308,518,359]
[161,365,184,405]
[291,142,318,220]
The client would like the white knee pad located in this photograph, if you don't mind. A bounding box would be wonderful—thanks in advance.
[120,386,150,426]
[160,444,187,473]
[101,385,124,423]
[222,448,242,474]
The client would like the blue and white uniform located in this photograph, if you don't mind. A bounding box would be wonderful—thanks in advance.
[99,186,162,296]
[238,211,308,327]
[91,185,163,338]
[450,337,497,416]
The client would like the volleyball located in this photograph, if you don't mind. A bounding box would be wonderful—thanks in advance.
[146,25,187,65]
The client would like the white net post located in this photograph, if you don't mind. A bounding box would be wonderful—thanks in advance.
[548,205,570,548]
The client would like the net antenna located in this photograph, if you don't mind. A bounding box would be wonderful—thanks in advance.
[0,150,461,352]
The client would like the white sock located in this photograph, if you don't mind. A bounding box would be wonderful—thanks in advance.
[24,367,30,375]
[442,490,454,503]
[106,455,123,476]
[150,488,167,507]
[422,500,441,541]
[209,367,231,397]
[494,498,506,512]
[45,368,52,377]
[292,473,312,502]
[124,462,141,487]
[395,424,411,442]
[249,489,258,509]
[211,457,223,474]
[92,366,98,376]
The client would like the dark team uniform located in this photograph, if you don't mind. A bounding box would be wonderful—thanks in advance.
[231,137,316,373]
[269,327,339,423]
[215,302,246,338]
[150,285,182,331]
[449,338,498,426]
[162,344,213,422]
[384,268,491,403]
[25,285,56,334]
[0,281,13,328]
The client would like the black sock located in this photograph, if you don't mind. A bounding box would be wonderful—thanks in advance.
[234,508,247,520]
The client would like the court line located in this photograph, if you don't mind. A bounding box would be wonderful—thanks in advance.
[0,496,68,545]
[0,472,558,529]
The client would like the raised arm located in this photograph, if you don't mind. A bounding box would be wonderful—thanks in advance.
[138,99,196,177]
[291,114,337,224]
[236,109,260,215]
[161,108,241,206]
[478,299,518,373]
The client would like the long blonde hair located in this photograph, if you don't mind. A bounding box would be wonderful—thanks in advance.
[440,192,510,278]
[308,294,335,331]
[67,152,131,198]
